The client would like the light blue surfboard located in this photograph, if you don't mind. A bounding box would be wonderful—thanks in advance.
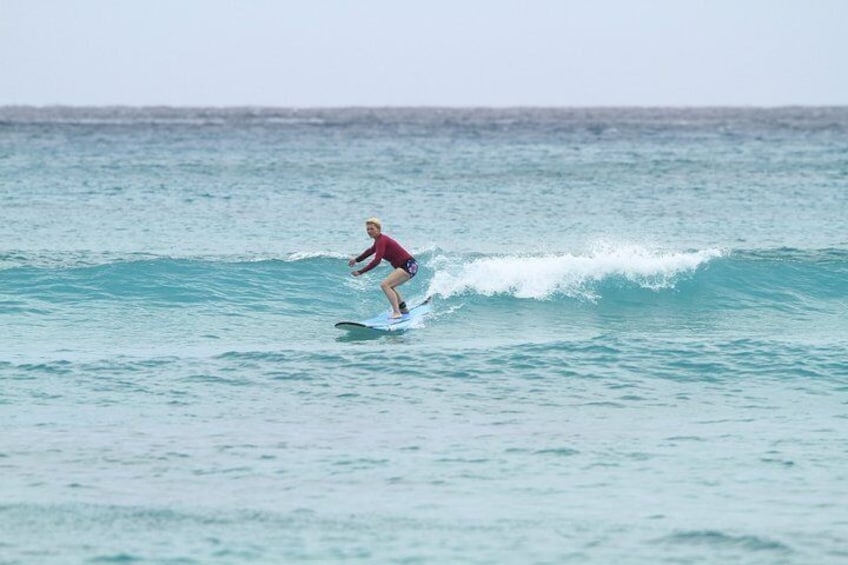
[335,297,432,333]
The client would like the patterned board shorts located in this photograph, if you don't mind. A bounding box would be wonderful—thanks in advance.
[402,258,419,278]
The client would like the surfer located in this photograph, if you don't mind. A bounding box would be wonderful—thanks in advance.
[349,217,418,319]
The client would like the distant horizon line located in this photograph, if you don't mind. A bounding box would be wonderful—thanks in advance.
[2,103,847,110]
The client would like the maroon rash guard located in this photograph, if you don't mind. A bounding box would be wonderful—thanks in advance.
[356,234,414,275]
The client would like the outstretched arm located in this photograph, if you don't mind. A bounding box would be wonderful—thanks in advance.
[349,244,375,267]
[352,240,384,276]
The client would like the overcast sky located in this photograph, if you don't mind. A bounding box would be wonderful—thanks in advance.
[1,0,846,106]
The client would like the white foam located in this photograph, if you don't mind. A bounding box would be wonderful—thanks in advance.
[285,251,348,262]
[426,244,723,300]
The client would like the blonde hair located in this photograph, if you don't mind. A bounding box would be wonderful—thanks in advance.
[365,217,382,230]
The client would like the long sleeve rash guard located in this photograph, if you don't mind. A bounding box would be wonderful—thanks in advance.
[356,234,414,275]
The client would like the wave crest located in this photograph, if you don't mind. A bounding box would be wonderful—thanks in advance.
[426,245,723,300]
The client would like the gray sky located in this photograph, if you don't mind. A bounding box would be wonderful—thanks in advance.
[1,0,846,106]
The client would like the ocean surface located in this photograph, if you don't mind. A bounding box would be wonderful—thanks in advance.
[1,106,847,564]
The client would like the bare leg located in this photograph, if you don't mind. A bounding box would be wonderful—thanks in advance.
[381,268,411,318]
[393,288,408,313]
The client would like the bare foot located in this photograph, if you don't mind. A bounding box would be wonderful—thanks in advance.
[390,312,403,319]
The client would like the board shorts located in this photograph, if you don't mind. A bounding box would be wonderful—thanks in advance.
[402,258,418,278]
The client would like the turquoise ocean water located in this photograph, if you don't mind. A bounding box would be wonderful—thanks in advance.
[1,107,847,563]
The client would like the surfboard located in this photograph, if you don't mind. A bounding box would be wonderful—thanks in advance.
[335,297,432,333]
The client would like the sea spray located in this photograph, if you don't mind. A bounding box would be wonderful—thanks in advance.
[426,244,723,300]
